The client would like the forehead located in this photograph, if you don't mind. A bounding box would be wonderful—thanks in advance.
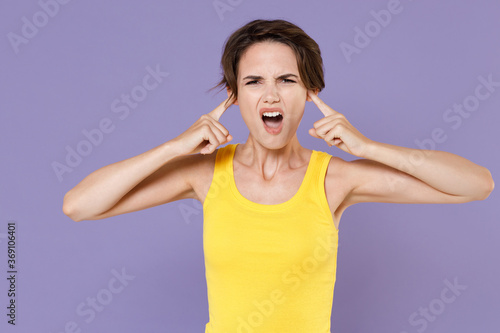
[238,42,298,78]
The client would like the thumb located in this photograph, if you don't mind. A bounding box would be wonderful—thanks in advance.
[309,128,321,139]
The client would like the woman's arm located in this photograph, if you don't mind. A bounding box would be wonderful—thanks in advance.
[360,142,493,200]
[63,141,186,222]
[341,144,494,206]
[308,91,494,206]
[63,96,235,222]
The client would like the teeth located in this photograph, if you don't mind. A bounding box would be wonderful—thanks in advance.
[262,111,282,117]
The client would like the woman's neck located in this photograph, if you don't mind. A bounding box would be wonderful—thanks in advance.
[235,134,310,181]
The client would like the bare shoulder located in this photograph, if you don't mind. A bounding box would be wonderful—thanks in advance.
[325,157,394,211]
[324,156,360,223]
[144,147,219,203]
[179,148,218,203]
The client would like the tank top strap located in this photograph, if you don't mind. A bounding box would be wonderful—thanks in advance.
[206,144,235,202]
[298,149,333,203]
[213,144,240,186]
[213,143,235,175]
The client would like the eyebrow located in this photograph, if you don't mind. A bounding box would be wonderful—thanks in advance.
[242,73,299,81]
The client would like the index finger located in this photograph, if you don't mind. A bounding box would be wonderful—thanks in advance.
[208,95,236,121]
[308,90,339,117]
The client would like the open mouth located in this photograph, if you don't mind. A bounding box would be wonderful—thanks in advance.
[261,112,284,134]
[262,114,283,128]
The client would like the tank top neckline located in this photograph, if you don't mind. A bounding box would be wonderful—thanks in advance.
[226,143,317,211]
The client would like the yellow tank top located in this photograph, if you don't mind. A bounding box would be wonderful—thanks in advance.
[203,143,339,333]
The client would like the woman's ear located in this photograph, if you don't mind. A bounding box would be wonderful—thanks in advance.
[306,88,319,102]
[226,87,238,105]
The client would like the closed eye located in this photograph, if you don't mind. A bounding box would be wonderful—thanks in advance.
[245,80,259,85]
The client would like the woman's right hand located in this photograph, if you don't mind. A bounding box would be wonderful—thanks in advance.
[171,96,236,155]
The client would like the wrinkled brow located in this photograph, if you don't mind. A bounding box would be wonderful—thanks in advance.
[242,73,299,81]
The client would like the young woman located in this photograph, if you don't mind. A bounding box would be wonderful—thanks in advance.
[63,19,494,332]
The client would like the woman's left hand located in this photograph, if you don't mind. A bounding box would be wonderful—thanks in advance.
[307,90,373,157]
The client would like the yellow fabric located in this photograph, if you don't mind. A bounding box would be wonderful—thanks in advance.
[203,143,339,333]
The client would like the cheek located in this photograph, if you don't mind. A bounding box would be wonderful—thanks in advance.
[236,96,258,124]
[237,92,262,116]
[284,86,307,100]
[283,92,307,115]
[286,98,305,122]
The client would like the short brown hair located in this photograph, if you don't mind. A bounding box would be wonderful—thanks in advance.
[211,19,325,106]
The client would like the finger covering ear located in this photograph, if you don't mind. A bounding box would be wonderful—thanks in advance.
[226,88,238,105]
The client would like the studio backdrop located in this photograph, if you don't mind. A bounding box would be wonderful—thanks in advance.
[1,0,499,332]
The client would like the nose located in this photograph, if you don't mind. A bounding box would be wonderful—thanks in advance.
[263,83,280,104]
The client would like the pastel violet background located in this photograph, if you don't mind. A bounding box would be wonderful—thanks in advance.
[1,0,499,332]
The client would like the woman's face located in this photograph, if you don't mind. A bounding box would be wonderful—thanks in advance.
[230,41,312,149]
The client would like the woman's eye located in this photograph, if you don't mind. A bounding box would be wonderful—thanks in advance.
[245,79,295,85]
